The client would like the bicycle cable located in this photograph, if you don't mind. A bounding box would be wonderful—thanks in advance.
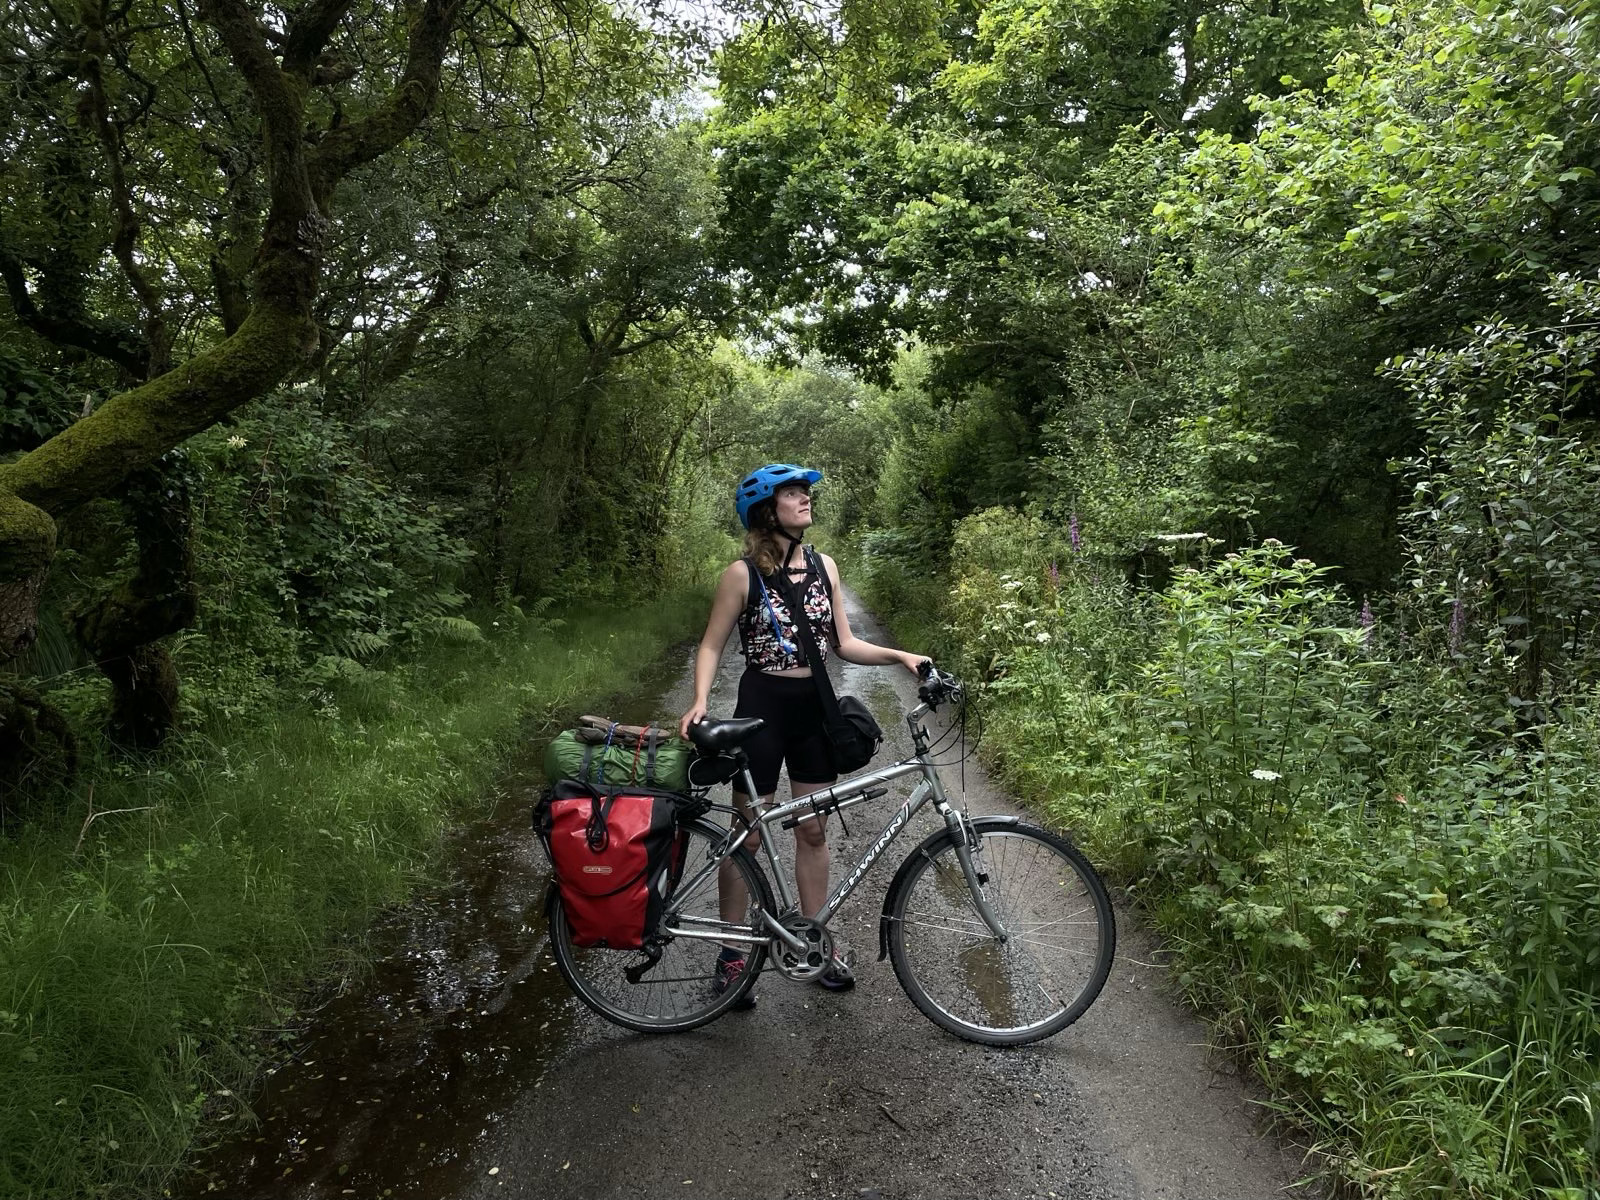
[919,688,984,772]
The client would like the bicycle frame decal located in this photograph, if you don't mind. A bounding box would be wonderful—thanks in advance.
[814,786,923,926]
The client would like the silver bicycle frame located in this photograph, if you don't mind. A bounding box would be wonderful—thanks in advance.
[663,700,1011,953]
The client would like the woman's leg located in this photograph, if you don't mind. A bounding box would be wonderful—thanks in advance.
[722,671,783,944]
[720,789,770,933]
[789,780,832,918]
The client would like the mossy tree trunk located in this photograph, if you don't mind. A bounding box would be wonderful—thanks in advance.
[0,0,467,774]
[73,461,197,750]
[0,677,77,827]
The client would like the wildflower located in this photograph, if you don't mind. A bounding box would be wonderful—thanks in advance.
[1360,599,1375,650]
[1047,561,1059,590]
[1251,768,1281,782]
[1023,620,1038,629]
[1069,512,1082,553]
[1153,532,1208,542]
[1394,793,1408,807]
[1035,632,1051,644]
[1002,579,1025,591]
[226,434,247,449]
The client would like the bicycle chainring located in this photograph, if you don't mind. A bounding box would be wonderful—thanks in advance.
[770,915,834,981]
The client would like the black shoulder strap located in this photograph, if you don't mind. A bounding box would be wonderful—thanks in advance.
[776,563,844,726]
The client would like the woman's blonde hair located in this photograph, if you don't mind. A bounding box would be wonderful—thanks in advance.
[741,497,786,574]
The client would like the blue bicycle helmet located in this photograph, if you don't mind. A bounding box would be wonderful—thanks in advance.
[735,463,823,529]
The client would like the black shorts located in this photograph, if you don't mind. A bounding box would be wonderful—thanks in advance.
[732,669,837,798]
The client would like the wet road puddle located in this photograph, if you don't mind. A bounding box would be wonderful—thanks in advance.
[178,651,690,1199]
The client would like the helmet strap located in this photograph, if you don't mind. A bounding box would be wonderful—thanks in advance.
[778,527,806,572]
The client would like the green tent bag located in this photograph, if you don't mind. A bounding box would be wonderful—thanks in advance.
[543,725,690,791]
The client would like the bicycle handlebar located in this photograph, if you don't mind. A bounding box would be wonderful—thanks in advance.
[916,661,965,709]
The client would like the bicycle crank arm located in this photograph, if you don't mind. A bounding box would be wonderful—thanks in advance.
[760,910,811,952]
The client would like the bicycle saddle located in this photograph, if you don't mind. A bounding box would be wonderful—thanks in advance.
[687,717,765,752]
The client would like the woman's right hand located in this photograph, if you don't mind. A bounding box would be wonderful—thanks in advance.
[678,701,708,740]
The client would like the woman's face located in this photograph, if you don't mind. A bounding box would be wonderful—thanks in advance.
[773,483,813,531]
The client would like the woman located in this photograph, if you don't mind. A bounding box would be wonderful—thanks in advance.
[678,463,929,1005]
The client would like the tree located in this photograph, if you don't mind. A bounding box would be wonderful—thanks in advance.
[0,0,476,756]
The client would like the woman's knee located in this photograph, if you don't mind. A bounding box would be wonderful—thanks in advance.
[793,819,828,850]
[732,794,766,855]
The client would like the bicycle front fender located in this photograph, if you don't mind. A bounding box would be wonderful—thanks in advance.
[876,814,1023,960]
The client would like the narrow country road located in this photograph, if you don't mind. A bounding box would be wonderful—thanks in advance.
[183,590,1315,1200]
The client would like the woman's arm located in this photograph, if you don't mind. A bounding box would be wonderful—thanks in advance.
[819,552,928,674]
[679,561,749,736]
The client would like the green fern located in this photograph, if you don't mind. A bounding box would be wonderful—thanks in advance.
[421,615,484,644]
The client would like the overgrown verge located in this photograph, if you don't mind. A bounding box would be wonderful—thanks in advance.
[851,293,1600,1199]
[0,592,703,1200]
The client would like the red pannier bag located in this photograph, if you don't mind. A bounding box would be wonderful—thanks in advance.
[534,779,688,948]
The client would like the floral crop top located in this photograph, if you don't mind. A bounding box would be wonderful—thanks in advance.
[738,555,834,672]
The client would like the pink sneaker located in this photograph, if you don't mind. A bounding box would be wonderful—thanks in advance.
[713,956,758,1009]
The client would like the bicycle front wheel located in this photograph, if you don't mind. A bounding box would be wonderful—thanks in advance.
[885,818,1115,1046]
[548,816,773,1034]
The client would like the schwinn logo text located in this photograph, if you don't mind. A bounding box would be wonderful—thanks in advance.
[842,801,911,895]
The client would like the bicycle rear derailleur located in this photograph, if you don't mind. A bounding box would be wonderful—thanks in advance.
[770,914,835,981]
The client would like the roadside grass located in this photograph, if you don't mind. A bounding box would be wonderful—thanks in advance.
[0,592,704,1200]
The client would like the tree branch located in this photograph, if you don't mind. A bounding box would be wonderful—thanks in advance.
[78,3,168,374]
[307,0,466,203]
[612,320,689,357]
[0,240,148,374]
[282,0,357,78]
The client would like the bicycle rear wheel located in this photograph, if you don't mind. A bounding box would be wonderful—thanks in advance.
[885,817,1115,1046]
[548,816,773,1033]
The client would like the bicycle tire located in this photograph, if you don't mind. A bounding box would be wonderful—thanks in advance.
[884,817,1115,1046]
[548,816,774,1033]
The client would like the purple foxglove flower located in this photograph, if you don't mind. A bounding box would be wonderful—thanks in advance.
[1069,512,1082,553]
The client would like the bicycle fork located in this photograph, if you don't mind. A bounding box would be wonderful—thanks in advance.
[942,806,1011,944]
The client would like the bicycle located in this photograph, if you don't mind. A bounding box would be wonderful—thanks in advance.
[545,664,1116,1046]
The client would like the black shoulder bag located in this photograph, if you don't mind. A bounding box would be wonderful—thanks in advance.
[777,549,883,774]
